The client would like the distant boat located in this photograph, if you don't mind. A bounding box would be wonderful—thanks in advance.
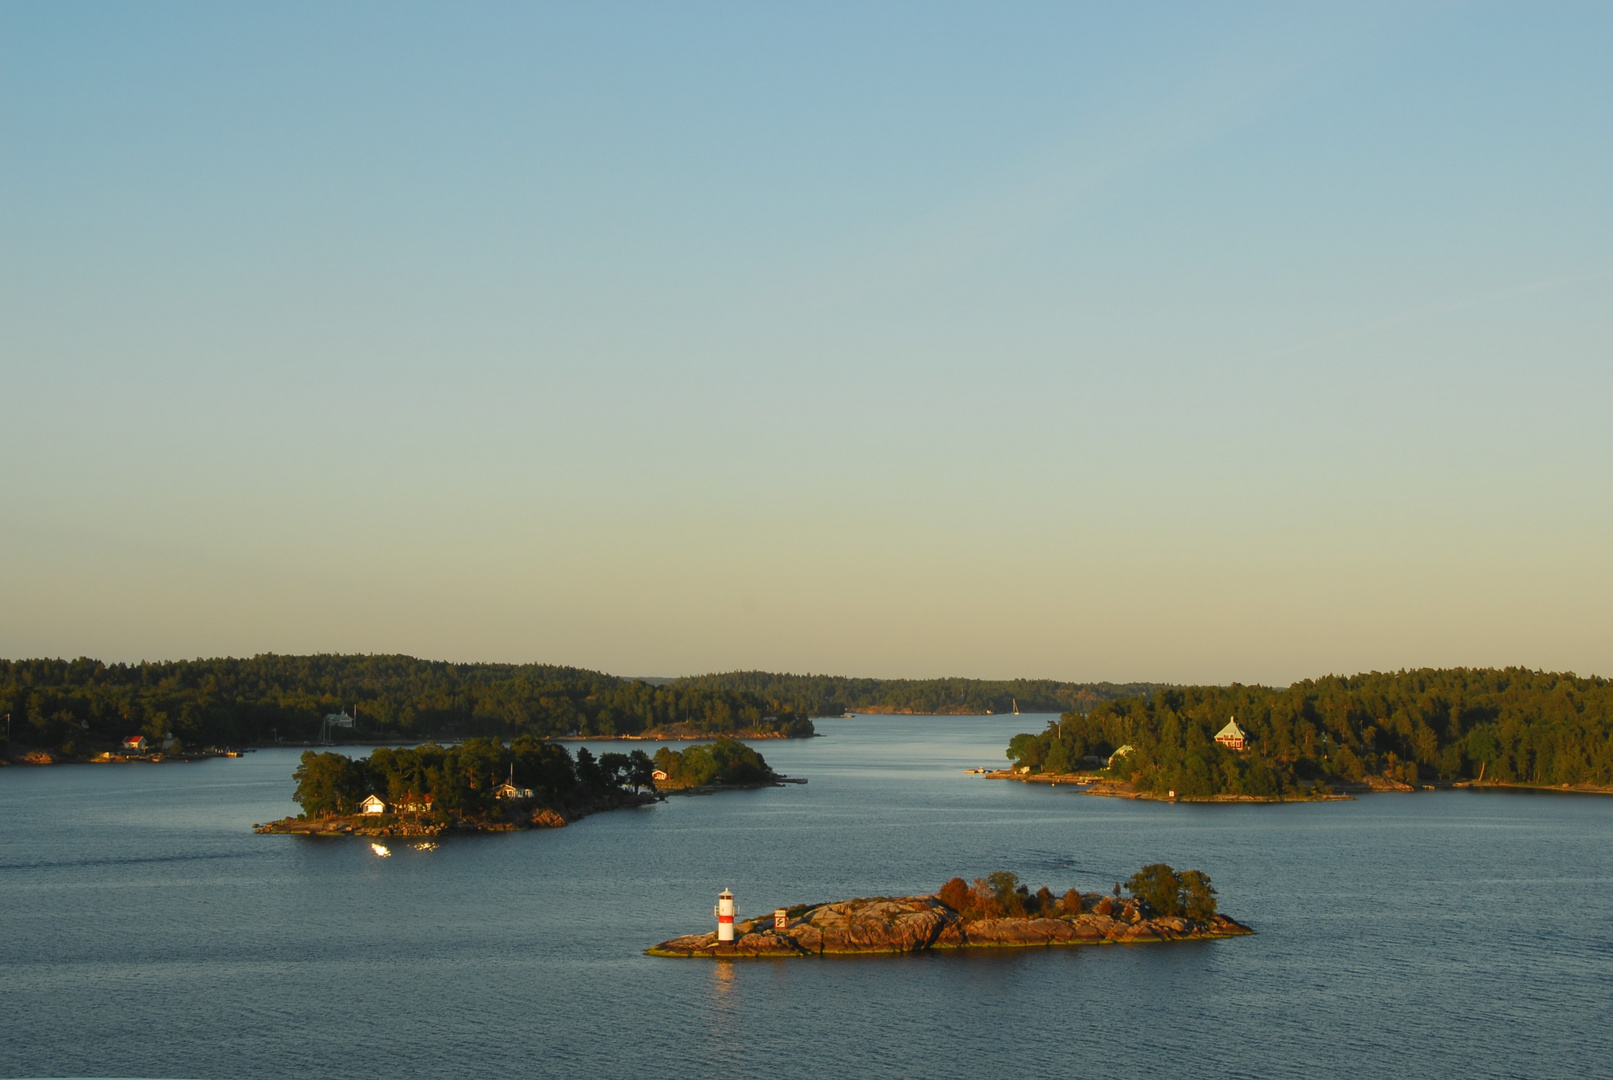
[1012,698,1020,716]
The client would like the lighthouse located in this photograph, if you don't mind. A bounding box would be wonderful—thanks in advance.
[713,888,737,942]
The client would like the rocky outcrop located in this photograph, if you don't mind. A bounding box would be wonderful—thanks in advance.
[646,894,1251,957]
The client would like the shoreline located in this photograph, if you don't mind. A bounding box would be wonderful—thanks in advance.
[254,774,806,835]
[1454,779,1613,796]
[658,776,807,795]
[1,729,816,766]
[254,789,662,835]
[981,770,1350,802]
[980,769,1613,800]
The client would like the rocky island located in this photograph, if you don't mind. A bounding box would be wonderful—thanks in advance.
[648,866,1250,957]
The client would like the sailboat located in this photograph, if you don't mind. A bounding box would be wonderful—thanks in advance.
[1012,698,1020,716]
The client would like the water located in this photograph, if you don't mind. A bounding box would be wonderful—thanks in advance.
[2,715,1610,1080]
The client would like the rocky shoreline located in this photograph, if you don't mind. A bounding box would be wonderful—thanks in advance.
[254,789,661,836]
[253,775,806,835]
[982,770,1613,801]
[648,893,1251,958]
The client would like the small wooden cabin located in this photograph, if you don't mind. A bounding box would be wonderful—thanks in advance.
[121,735,148,752]
[359,794,388,814]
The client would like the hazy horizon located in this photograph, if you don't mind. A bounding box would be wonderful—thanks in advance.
[4,3,1609,685]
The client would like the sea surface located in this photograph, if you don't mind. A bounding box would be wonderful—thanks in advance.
[2,715,1610,1080]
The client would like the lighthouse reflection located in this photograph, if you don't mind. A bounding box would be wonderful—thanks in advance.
[709,961,737,1004]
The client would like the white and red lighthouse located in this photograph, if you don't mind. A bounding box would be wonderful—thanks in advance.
[714,888,737,942]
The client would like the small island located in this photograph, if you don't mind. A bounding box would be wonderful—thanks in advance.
[648,866,1250,957]
[255,736,795,836]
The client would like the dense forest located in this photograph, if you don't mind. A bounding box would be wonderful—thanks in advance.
[1005,668,1613,796]
[0,654,812,756]
[672,671,1160,718]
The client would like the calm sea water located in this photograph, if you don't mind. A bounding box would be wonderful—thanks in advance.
[2,715,1610,1080]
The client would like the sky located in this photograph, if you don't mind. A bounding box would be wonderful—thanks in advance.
[2,2,1610,685]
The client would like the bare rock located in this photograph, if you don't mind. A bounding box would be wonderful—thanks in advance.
[647,892,1251,957]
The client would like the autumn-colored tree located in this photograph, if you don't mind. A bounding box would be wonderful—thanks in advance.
[937,877,970,912]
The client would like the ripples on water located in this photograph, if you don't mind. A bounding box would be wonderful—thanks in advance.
[2,716,1609,1080]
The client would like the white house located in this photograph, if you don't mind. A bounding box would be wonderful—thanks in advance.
[359,794,388,814]
[651,769,670,782]
[1215,719,1249,751]
[494,764,532,799]
[121,735,148,752]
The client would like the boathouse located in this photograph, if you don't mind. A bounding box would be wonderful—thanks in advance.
[1214,719,1249,751]
[359,794,388,814]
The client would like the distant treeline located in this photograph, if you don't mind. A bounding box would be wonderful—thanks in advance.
[0,654,812,754]
[1006,668,1613,797]
[672,671,1161,718]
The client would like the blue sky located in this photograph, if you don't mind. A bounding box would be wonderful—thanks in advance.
[2,2,1609,683]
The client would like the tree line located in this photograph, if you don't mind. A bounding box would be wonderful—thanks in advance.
[672,671,1161,718]
[934,864,1215,920]
[1005,668,1613,797]
[0,654,813,755]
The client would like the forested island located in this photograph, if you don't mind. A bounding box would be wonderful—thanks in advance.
[255,736,786,835]
[649,865,1248,957]
[0,655,814,760]
[1003,668,1613,799]
[674,671,1158,718]
[0,654,1151,762]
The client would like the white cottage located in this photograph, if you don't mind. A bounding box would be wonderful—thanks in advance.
[1215,719,1249,751]
[359,794,388,814]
